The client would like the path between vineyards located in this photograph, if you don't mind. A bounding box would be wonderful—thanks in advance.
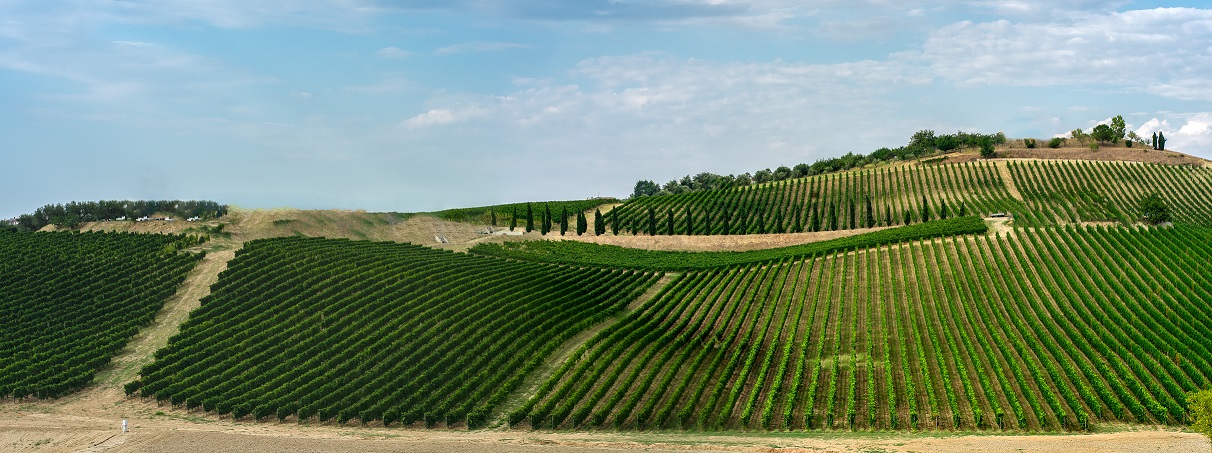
[995,160,1025,201]
[67,247,240,411]
[490,272,679,427]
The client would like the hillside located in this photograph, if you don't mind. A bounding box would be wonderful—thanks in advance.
[2,146,1211,452]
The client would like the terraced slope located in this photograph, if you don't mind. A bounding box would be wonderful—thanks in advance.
[609,162,1020,235]
[1008,160,1212,226]
[514,225,1212,432]
[608,160,1212,235]
[0,231,202,399]
[128,237,658,428]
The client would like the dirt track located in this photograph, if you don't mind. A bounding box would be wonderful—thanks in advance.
[1,409,1206,453]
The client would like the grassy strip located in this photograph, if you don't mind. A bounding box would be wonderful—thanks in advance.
[470,216,988,271]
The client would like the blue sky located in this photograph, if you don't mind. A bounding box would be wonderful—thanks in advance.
[3,1,1211,217]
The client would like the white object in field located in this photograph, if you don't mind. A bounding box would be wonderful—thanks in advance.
[122,419,128,433]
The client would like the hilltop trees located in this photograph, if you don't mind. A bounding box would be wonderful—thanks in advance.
[525,203,534,232]
[594,209,605,235]
[510,207,518,231]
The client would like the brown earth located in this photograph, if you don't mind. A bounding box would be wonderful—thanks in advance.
[933,146,1209,167]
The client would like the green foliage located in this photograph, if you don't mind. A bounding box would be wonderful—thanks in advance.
[1024,138,1037,149]
[431,199,616,226]
[17,200,227,230]
[133,236,658,428]
[1091,124,1116,143]
[1048,137,1065,148]
[471,216,988,271]
[517,226,1212,431]
[0,231,201,399]
[1089,142,1100,151]
[526,203,534,232]
[594,209,605,236]
[1111,115,1127,143]
[979,138,996,158]
[1189,389,1212,441]
[1141,192,1172,224]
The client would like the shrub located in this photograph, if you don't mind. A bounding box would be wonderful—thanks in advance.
[979,140,995,158]
[1024,138,1037,149]
[1048,137,1064,148]
[1141,192,1171,224]
[1190,389,1212,444]
[1089,142,1099,151]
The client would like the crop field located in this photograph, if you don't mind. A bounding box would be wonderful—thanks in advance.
[0,231,202,399]
[471,217,988,271]
[609,162,1021,235]
[514,225,1212,431]
[608,160,1212,236]
[129,236,658,427]
[1009,160,1212,226]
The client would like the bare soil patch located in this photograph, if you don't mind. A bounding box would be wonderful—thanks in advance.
[996,146,1209,166]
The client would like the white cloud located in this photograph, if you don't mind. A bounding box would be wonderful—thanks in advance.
[401,107,487,129]
[375,46,413,59]
[919,8,1212,100]
[435,41,529,56]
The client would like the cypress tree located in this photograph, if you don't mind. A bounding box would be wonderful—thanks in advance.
[940,198,948,220]
[904,209,912,225]
[848,198,856,230]
[684,206,693,235]
[666,208,675,235]
[593,209,603,235]
[828,201,838,231]
[755,209,766,234]
[510,207,518,231]
[774,210,784,233]
[490,209,497,226]
[1152,132,1158,150]
[921,195,931,222]
[958,201,967,217]
[1159,131,1166,150]
[560,206,568,236]
[540,207,549,235]
[865,196,874,228]
[525,203,534,232]
[722,209,731,235]
[793,205,803,233]
[647,208,657,235]
[704,210,713,235]
[610,211,619,235]
[546,204,554,234]
[576,210,586,236]
[885,205,892,226]
[810,202,820,232]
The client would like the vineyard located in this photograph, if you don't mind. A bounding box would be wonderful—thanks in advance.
[607,160,1212,235]
[1009,160,1212,227]
[471,217,987,271]
[514,225,1212,432]
[128,237,658,427]
[608,161,1021,235]
[0,230,202,399]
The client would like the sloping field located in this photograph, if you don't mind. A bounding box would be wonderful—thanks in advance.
[609,162,1021,235]
[1009,160,1212,226]
[608,159,1212,236]
[514,225,1211,432]
[128,237,659,428]
[0,231,201,399]
[471,217,987,271]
